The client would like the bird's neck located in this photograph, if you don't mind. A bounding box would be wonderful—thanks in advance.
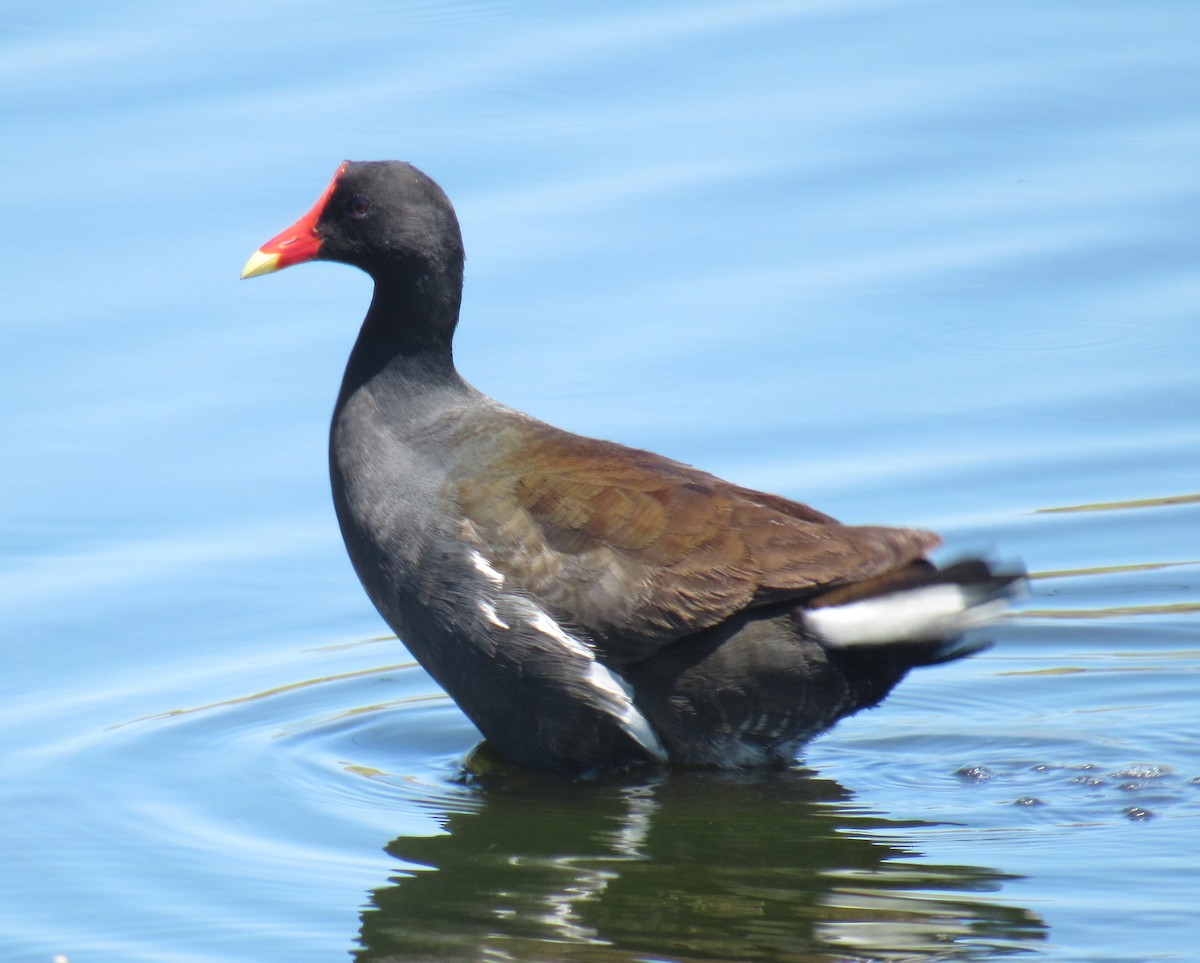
[337,268,466,405]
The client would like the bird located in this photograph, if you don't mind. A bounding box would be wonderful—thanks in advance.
[241,160,1021,776]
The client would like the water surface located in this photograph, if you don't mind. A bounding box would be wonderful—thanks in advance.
[2,2,1198,960]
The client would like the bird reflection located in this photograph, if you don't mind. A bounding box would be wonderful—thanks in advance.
[353,755,1044,961]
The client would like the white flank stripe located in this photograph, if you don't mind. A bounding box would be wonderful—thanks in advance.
[808,584,1009,647]
[526,607,594,659]
[519,600,667,761]
[468,550,505,585]
[477,600,509,629]
[587,661,668,761]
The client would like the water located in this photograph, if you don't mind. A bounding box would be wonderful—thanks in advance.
[3,2,1199,960]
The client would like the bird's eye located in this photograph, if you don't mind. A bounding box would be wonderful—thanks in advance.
[346,194,371,219]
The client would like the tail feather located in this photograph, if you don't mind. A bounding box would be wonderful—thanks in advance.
[803,558,1024,651]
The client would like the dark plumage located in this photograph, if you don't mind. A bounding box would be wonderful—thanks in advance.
[242,161,1021,775]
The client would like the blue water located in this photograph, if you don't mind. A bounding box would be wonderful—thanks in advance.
[3,2,1199,960]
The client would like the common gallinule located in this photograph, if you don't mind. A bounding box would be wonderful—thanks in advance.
[242,161,1021,775]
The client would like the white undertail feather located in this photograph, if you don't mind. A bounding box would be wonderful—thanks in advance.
[806,583,1010,648]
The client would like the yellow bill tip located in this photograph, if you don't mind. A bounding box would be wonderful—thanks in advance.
[240,248,281,279]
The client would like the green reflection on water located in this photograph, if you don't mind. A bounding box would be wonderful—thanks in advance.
[353,762,1045,961]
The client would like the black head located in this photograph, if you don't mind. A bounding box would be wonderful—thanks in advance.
[243,162,468,369]
[316,161,464,280]
[242,160,464,285]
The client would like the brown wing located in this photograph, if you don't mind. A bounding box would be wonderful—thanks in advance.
[454,420,939,664]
